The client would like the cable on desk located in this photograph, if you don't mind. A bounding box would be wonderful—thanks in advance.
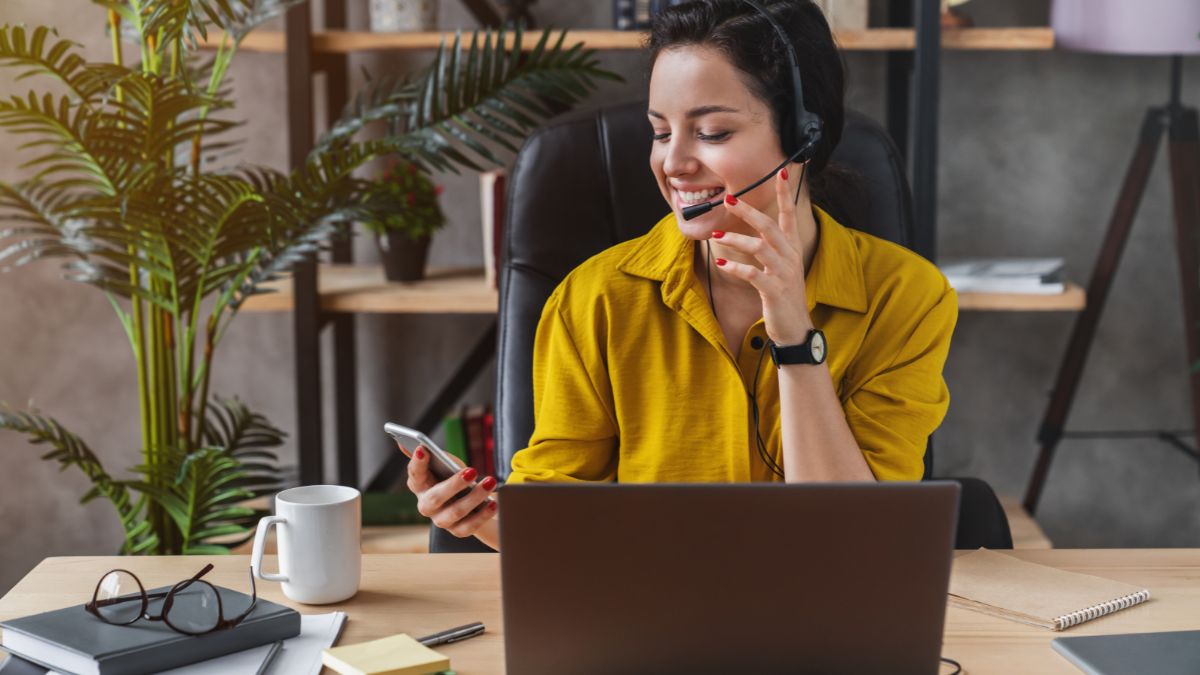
[940,656,962,674]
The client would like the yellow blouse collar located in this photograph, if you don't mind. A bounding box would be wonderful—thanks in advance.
[616,205,868,314]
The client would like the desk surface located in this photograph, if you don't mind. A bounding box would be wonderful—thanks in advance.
[2,550,1198,674]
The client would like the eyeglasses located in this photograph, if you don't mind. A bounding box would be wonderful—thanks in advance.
[84,563,258,636]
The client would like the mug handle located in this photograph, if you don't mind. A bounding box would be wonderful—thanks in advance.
[251,516,289,582]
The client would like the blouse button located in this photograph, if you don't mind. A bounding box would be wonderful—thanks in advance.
[750,336,764,350]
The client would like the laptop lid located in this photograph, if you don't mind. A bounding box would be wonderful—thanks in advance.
[1053,631,1200,675]
[499,482,960,675]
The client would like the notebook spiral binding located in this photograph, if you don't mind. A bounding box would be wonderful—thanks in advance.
[1054,589,1151,630]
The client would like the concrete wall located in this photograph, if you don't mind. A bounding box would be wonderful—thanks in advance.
[2,0,1198,592]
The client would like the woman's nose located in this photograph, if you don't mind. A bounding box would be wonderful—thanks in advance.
[662,138,697,177]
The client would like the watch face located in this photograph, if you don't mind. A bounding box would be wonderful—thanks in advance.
[810,331,827,363]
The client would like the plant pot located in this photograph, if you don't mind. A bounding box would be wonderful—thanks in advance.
[369,0,438,32]
[378,231,431,282]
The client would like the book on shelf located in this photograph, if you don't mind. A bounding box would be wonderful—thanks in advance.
[480,169,506,291]
[463,403,489,474]
[482,405,497,478]
[441,414,470,466]
[938,257,1066,294]
[0,582,300,675]
[612,0,635,29]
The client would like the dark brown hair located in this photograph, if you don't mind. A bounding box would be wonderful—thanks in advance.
[647,0,862,223]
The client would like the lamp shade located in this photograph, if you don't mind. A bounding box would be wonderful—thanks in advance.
[1051,0,1200,55]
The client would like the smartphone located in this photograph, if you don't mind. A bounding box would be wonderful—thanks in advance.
[384,422,467,483]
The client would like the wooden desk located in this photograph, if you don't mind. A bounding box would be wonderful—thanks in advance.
[2,551,1197,674]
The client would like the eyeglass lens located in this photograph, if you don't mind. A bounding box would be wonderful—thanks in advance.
[94,571,144,624]
[164,579,222,634]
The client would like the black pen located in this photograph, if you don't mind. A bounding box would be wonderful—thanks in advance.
[417,621,486,646]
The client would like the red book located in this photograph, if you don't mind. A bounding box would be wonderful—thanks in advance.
[463,404,488,474]
[482,405,497,477]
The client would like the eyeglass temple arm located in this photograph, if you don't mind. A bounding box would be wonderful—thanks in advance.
[226,566,259,625]
[169,563,216,595]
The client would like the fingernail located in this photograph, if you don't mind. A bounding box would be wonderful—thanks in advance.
[781,167,789,181]
[715,258,727,267]
[462,467,478,482]
[712,230,725,239]
[724,194,738,206]
[480,476,497,491]
[414,448,425,460]
[488,501,498,511]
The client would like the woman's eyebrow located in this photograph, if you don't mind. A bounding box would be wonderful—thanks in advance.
[647,104,741,120]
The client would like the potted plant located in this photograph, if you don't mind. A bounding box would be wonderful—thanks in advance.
[0,0,620,555]
[362,158,447,282]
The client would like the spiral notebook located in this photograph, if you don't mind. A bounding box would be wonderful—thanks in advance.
[948,549,1151,631]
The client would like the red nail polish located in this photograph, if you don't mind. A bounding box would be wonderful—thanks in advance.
[488,501,498,511]
[414,448,425,460]
[781,167,789,181]
[715,258,727,267]
[462,467,478,482]
[712,230,725,239]
[724,194,738,206]
[480,476,498,491]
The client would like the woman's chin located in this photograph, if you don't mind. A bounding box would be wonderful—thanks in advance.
[673,206,727,239]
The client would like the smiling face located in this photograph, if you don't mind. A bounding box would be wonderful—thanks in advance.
[648,44,791,241]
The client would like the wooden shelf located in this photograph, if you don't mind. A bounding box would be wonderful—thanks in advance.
[242,264,1082,315]
[203,27,1053,54]
[958,282,1085,312]
[240,265,498,314]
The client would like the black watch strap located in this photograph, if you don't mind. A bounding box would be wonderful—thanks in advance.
[768,329,827,367]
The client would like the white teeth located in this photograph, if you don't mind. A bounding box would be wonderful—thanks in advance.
[677,187,723,204]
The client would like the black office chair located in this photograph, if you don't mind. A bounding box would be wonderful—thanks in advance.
[430,101,1011,553]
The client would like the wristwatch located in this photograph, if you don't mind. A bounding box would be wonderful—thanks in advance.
[769,329,827,367]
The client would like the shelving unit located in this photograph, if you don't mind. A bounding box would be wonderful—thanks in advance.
[203,26,1054,54]
[252,0,1072,495]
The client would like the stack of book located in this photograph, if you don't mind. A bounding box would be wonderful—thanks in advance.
[938,257,1066,295]
[442,404,496,478]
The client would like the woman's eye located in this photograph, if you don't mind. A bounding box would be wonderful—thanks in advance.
[651,131,730,143]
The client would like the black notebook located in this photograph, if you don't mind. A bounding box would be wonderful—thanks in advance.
[0,583,299,675]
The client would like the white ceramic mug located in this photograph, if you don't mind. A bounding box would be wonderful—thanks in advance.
[251,485,362,604]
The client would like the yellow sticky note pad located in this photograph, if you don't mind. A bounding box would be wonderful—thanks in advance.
[322,633,451,675]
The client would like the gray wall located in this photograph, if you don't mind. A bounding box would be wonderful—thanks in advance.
[2,0,1199,592]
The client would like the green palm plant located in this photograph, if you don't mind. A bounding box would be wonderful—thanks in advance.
[0,0,620,555]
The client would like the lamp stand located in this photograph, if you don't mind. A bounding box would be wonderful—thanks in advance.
[1024,56,1200,515]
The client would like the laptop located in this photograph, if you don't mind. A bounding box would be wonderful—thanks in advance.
[498,482,960,675]
[1053,631,1200,674]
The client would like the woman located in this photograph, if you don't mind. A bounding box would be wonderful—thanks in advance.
[404,0,957,551]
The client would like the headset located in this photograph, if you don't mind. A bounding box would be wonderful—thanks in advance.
[680,0,824,221]
[692,0,823,478]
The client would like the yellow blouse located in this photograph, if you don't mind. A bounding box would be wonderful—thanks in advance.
[506,206,957,484]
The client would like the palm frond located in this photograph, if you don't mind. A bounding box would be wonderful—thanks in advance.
[0,92,135,196]
[170,397,284,552]
[320,26,623,173]
[0,25,130,104]
[0,407,159,554]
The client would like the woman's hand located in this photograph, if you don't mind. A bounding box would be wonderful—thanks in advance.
[403,443,498,539]
[714,166,815,345]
